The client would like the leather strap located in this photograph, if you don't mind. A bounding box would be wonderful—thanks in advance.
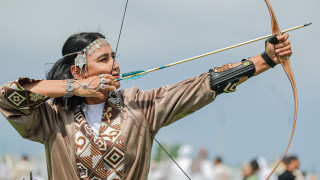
[261,51,277,68]
[264,0,298,179]
[262,34,279,68]
[266,34,280,44]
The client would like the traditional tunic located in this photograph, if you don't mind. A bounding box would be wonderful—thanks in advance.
[75,99,124,179]
[0,73,215,180]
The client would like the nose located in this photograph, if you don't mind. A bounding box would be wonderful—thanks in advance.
[110,59,120,74]
[112,60,119,70]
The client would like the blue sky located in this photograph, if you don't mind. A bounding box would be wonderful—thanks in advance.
[0,0,319,174]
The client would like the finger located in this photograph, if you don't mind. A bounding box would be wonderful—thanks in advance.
[99,84,116,92]
[275,40,290,49]
[279,50,292,57]
[277,33,289,42]
[283,33,289,40]
[103,74,116,80]
[275,45,291,53]
[104,78,115,86]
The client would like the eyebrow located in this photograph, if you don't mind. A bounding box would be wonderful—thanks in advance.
[96,51,116,60]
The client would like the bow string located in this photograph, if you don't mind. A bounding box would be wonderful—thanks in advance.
[112,0,192,179]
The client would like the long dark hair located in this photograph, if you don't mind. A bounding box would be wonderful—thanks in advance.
[46,32,105,110]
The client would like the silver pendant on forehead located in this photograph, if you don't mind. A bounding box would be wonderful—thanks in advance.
[75,53,87,70]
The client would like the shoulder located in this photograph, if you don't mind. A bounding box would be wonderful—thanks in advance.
[117,86,140,99]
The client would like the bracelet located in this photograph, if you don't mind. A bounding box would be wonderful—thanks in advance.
[64,79,76,98]
[64,74,108,97]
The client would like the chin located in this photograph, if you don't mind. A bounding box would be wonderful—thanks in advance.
[115,82,121,89]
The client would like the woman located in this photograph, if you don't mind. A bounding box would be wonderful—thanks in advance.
[0,32,292,180]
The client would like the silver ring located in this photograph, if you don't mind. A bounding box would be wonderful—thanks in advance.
[100,78,107,84]
[100,84,106,90]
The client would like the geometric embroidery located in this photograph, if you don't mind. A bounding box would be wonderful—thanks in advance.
[29,92,45,102]
[223,82,237,93]
[75,96,124,180]
[1,79,50,114]
[1,88,5,96]
[93,137,107,151]
[91,177,102,180]
[211,90,217,100]
[8,91,26,106]
[104,146,124,168]
[77,162,88,179]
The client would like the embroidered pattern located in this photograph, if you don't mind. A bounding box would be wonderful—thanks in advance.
[29,92,45,102]
[223,82,237,93]
[1,79,49,113]
[75,97,124,180]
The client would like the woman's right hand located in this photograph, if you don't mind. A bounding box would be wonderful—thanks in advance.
[72,74,116,99]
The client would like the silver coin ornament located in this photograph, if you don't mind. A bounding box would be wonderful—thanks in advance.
[65,82,75,92]
[82,83,88,90]
[75,53,87,70]
[64,92,73,98]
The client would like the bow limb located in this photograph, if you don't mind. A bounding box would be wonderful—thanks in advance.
[264,0,298,179]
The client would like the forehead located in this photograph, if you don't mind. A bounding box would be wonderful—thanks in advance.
[85,40,113,59]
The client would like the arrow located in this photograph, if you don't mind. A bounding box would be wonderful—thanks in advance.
[116,23,311,82]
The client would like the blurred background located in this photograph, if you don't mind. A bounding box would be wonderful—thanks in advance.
[0,0,319,179]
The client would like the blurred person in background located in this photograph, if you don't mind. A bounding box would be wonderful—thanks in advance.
[168,144,193,180]
[257,156,278,180]
[291,156,304,180]
[11,155,31,180]
[190,147,214,180]
[0,155,10,180]
[243,159,259,180]
[242,162,253,180]
[148,160,167,180]
[279,155,304,180]
[213,156,232,180]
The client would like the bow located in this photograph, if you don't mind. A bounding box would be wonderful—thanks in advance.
[264,0,298,179]
[113,1,299,179]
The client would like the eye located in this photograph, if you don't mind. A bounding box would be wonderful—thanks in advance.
[99,58,107,62]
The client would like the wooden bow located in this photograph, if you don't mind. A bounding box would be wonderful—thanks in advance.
[264,0,298,179]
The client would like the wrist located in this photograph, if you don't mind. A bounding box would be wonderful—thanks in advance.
[248,54,270,76]
[261,51,277,68]
[64,79,76,98]
[64,74,109,98]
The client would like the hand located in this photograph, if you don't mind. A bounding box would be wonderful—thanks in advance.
[73,74,116,99]
[265,33,292,64]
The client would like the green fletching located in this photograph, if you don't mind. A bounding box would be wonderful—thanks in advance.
[122,70,147,81]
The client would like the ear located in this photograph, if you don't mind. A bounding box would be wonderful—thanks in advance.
[70,65,81,79]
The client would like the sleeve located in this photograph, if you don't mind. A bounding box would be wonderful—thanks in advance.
[128,72,215,134]
[0,77,58,143]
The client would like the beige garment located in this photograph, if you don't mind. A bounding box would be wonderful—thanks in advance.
[0,73,214,180]
[213,163,232,180]
[11,160,32,180]
[293,169,305,180]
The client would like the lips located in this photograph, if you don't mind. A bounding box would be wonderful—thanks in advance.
[112,72,120,79]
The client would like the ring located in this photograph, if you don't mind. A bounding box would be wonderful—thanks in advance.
[100,78,107,84]
[100,84,106,90]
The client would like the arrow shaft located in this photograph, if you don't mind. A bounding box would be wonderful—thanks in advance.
[116,23,310,82]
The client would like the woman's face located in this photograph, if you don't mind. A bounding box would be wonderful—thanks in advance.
[85,42,121,89]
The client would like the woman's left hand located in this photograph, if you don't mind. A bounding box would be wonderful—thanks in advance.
[265,33,292,64]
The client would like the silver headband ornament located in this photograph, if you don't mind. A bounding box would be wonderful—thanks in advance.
[63,38,109,75]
